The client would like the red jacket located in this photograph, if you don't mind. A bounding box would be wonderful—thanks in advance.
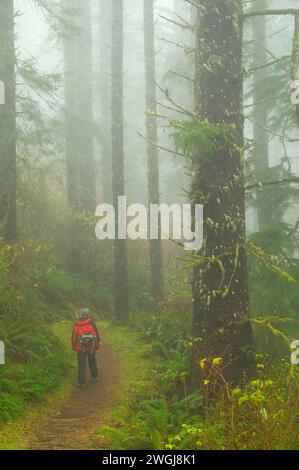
[71,318,100,352]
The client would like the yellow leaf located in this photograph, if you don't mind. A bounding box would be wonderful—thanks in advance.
[199,359,207,370]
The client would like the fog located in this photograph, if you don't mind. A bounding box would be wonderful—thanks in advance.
[1,0,299,452]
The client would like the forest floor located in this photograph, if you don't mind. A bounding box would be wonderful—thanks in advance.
[27,341,122,450]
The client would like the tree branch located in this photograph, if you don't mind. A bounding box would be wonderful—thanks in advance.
[155,81,196,119]
[246,177,299,191]
[137,130,189,159]
[244,9,299,19]
[168,69,194,82]
[158,14,195,31]
[246,55,290,76]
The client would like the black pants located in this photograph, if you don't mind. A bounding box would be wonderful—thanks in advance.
[77,351,98,385]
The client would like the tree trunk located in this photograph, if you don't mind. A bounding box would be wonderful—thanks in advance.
[99,0,112,203]
[252,3,270,230]
[63,0,81,273]
[76,0,96,213]
[143,0,164,302]
[0,0,17,242]
[111,0,129,322]
[193,0,254,385]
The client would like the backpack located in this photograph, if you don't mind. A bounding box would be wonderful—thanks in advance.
[76,323,97,350]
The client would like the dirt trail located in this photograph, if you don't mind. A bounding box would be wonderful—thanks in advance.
[28,342,122,450]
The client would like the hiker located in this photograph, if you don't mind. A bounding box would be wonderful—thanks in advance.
[71,308,100,387]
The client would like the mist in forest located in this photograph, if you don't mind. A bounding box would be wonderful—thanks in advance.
[0,0,299,453]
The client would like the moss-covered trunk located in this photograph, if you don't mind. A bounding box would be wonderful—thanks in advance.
[193,0,254,384]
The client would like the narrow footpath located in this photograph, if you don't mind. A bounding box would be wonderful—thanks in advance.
[28,342,122,450]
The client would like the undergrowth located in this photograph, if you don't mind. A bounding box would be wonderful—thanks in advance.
[0,241,89,422]
[97,311,299,450]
